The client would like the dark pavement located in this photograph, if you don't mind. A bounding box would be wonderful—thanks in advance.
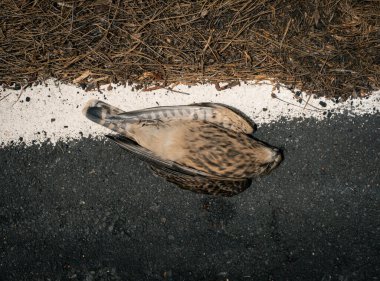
[0,115,379,281]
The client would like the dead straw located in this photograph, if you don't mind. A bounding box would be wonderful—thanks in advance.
[0,0,379,99]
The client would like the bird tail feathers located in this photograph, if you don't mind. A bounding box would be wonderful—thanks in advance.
[83,99,142,135]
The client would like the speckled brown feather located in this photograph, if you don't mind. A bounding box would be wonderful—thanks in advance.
[149,165,251,196]
[83,100,283,196]
[181,122,279,178]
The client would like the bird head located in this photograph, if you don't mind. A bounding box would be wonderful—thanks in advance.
[251,141,283,175]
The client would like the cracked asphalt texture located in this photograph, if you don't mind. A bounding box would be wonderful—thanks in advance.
[0,115,379,281]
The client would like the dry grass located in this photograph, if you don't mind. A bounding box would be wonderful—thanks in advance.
[1,0,379,99]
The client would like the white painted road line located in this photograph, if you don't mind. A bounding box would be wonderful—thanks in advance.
[0,80,379,147]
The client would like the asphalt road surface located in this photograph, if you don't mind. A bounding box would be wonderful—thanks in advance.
[1,115,379,281]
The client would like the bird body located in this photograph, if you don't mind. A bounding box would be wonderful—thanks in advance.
[83,100,282,196]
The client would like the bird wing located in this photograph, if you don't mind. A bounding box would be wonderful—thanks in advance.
[191,102,256,134]
[106,134,217,178]
[120,102,256,134]
[150,165,252,197]
[106,134,251,196]
[84,99,255,135]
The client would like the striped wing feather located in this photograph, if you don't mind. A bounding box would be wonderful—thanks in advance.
[106,134,251,196]
[150,165,251,197]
